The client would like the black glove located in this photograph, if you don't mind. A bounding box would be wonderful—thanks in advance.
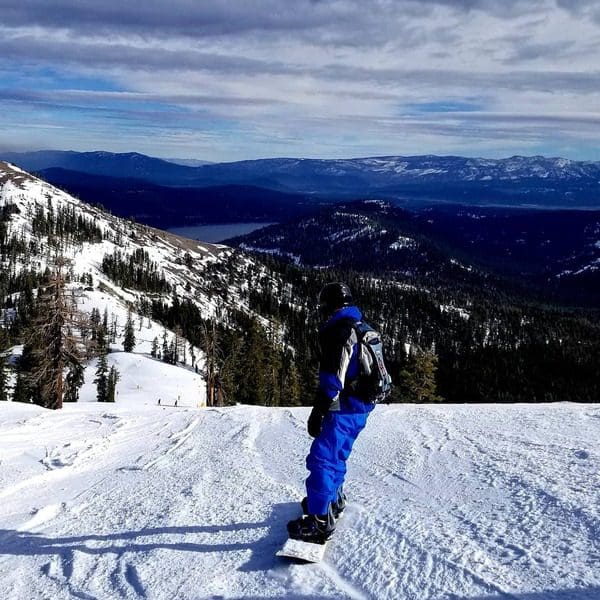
[307,407,325,438]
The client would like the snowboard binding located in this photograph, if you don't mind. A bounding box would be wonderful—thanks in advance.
[286,509,335,545]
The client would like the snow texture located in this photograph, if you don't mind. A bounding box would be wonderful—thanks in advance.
[1,398,599,599]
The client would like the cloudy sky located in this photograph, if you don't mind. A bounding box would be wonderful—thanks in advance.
[1,0,599,161]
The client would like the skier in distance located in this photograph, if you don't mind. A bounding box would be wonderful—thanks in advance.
[287,282,378,544]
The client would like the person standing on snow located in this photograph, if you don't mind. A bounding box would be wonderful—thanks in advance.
[287,282,377,544]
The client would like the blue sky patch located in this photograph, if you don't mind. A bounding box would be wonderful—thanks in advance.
[406,100,485,114]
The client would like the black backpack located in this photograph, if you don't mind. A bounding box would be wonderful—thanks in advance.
[351,322,392,403]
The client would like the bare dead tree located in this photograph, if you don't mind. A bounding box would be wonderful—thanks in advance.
[201,320,224,407]
[173,325,183,365]
[24,256,90,409]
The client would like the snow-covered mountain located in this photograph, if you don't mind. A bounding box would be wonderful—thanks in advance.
[1,400,599,598]
[164,157,214,167]
[0,159,239,313]
[205,154,600,184]
[0,160,281,405]
[1,160,226,268]
[204,155,600,208]
[6,150,600,183]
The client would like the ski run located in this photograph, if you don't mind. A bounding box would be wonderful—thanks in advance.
[1,387,599,599]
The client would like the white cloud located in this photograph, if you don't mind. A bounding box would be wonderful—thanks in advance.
[0,1,599,159]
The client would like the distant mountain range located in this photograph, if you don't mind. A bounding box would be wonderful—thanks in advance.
[2,150,599,209]
[1,151,195,186]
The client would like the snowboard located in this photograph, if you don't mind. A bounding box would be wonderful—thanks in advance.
[276,537,328,563]
[277,497,344,562]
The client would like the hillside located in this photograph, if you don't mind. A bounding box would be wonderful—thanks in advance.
[1,399,599,599]
[2,161,598,406]
[228,199,600,305]
[0,160,292,407]
[36,167,320,227]
[0,160,231,309]
[0,160,323,411]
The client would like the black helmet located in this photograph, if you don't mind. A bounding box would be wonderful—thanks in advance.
[318,282,353,316]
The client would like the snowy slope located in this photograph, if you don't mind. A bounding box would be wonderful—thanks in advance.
[1,399,599,599]
[1,160,286,404]
[0,160,228,307]
[0,160,280,330]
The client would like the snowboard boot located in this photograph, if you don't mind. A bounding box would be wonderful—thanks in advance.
[300,496,309,515]
[287,507,335,545]
[301,489,346,520]
[332,488,347,520]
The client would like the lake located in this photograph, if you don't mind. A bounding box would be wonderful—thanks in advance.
[167,222,275,243]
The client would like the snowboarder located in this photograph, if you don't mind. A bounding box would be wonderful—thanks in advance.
[287,282,378,545]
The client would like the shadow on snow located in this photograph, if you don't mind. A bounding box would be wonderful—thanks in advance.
[0,502,300,574]
[2,502,598,599]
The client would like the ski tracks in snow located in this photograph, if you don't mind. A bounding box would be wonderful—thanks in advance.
[339,404,600,599]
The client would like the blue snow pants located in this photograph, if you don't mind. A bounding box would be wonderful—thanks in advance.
[305,404,373,515]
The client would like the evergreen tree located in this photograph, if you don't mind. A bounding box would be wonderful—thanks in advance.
[263,338,282,406]
[64,363,84,403]
[89,307,100,341]
[397,349,442,403]
[0,327,8,402]
[235,319,269,405]
[95,351,109,402]
[173,326,184,365]
[123,309,136,352]
[12,371,30,404]
[94,315,110,403]
[161,329,170,364]
[12,342,36,404]
[168,339,177,365]
[281,352,302,406]
[201,320,223,407]
[110,314,118,343]
[107,365,120,402]
[151,336,159,359]
[0,352,7,402]
[95,318,107,355]
[220,331,243,406]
